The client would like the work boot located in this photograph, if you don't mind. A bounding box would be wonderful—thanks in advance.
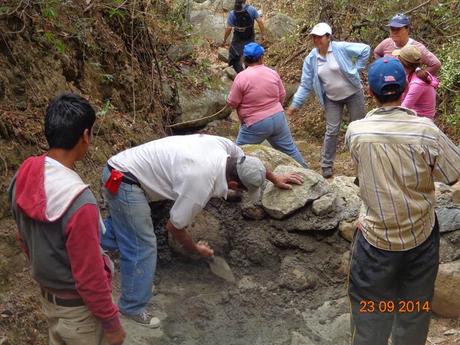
[322,167,333,179]
[121,311,161,328]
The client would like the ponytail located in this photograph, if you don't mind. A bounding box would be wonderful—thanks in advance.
[234,0,244,11]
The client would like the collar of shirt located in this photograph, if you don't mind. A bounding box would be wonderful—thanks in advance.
[369,106,417,117]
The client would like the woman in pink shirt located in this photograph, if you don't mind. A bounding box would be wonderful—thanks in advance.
[399,45,439,120]
[226,43,308,167]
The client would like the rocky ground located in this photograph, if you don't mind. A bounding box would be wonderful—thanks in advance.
[1,146,459,344]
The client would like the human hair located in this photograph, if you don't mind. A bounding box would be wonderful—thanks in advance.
[45,93,96,150]
[373,84,404,104]
[226,156,242,184]
[243,55,263,65]
[234,0,245,11]
[400,60,431,84]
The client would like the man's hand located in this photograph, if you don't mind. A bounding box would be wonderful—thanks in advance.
[196,240,214,257]
[105,327,126,345]
[273,172,304,189]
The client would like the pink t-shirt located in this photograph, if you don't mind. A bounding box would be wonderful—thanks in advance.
[401,71,439,119]
[374,38,441,76]
[227,64,285,126]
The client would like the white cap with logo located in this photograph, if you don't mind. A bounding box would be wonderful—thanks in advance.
[236,156,266,203]
[310,22,332,36]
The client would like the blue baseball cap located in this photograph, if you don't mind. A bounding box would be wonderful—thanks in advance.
[368,57,406,96]
[387,13,410,28]
[243,43,265,59]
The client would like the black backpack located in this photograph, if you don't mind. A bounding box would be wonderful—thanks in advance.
[233,6,254,41]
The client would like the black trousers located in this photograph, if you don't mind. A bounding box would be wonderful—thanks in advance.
[229,36,254,73]
[348,219,439,345]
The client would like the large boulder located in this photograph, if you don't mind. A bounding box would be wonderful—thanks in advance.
[212,0,234,11]
[242,145,303,171]
[264,13,297,42]
[168,210,227,258]
[435,182,460,233]
[262,165,329,219]
[176,82,232,126]
[432,260,460,318]
[189,10,228,44]
[436,207,460,233]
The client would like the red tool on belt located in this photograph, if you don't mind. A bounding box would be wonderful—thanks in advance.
[105,169,124,194]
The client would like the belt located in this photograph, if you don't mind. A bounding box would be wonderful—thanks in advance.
[107,164,141,187]
[40,288,85,308]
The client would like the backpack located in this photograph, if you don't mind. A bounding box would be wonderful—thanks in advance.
[233,6,254,41]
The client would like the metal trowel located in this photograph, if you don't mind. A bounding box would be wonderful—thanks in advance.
[208,256,235,283]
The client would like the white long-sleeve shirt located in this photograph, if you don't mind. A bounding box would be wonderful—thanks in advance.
[109,134,244,228]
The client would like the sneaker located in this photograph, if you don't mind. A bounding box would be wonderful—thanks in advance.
[121,311,161,328]
[322,167,333,179]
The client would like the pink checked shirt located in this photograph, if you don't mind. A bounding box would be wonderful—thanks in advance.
[227,65,285,126]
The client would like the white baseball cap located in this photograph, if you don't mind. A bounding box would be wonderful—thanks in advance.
[310,22,332,36]
[236,156,266,203]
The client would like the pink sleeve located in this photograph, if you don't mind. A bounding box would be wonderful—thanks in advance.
[401,81,423,110]
[227,78,243,109]
[373,40,385,59]
[65,204,121,332]
[418,45,441,76]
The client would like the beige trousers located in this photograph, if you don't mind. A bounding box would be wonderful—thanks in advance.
[41,296,107,345]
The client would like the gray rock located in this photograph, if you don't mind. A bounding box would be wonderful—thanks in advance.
[238,276,258,290]
[242,144,303,171]
[213,0,234,11]
[279,256,318,291]
[265,13,297,42]
[312,193,337,216]
[339,220,357,242]
[168,210,227,258]
[224,66,237,80]
[167,44,194,61]
[277,206,340,232]
[217,47,229,62]
[452,181,460,203]
[290,331,316,345]
[302,298,351,345]
[432,260,460,318]
[190,10,228,44]
[440,237,460,263]
[328,176,362,222]
[436,207,460,233]
[262,165,329,219]
[176,82,232,125]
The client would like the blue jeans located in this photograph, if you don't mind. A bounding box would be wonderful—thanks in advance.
[236,111,308,167]
[101,166,157,316]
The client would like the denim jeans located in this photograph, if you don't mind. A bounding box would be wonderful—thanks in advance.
[236,111,308,167]
[322,90,365,169]
[101,166,157,316]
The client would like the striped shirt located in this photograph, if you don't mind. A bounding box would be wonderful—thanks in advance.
[346,107,460,251]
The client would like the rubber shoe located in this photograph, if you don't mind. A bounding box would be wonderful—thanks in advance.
[122,311,161,328]
[322,167,333,179]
